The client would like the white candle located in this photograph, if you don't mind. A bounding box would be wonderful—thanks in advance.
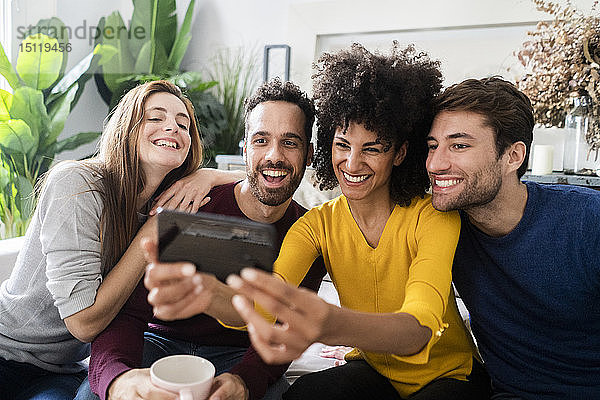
[531,145,554,175]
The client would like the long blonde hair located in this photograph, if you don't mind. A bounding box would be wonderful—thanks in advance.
[95,80,203,269]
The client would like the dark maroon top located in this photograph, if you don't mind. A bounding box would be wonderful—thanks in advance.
[89,182,326,400]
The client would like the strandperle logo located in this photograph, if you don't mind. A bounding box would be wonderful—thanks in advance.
[16,20,146,46]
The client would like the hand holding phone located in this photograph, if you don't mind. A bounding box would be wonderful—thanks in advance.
[157,209,277,281]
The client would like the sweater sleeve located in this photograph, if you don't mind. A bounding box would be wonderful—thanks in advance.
[273,210,324,286]
[394,204,461,364]
[89,281,153,400]
[40,162,104,319]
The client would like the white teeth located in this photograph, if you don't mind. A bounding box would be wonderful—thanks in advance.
[154,139,178,149]
[263,170,287,177]
[435,179,460,188]
[343,172,369,183]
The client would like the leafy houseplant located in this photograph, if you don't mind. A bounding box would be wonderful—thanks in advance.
[0,18,116,238]
[94,0,228,164]
[95,0,196,109]
[207,46,261,157]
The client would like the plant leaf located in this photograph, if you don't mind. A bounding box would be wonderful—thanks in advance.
[0,89,12,121]
[168,0,195,70]
[0,41,20,89]
[45,83,78,149]
[167,71,215,91]
[16,34,63,90]
[14,175,35,221]
[134,41,169,74]
[26,18,70,80]
[93,17,113,106]
[0,160,9,190]
[188,90,227,149]
[189,80,218,92]
[9,87,48,149]
[108,80,141,111]
[54,131,101,154]
[47,44,117,110]
[0,119,35,155]
[101,11,135,92]
[130,0,177,60]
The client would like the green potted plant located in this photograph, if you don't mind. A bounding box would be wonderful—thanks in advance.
[207,46,260,159]
[0,17,116,238]
[93,0,229,165]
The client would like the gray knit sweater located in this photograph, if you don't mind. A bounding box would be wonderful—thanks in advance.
[0,161,106,373]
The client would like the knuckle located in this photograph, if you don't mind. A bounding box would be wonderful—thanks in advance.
[281,285,295,299]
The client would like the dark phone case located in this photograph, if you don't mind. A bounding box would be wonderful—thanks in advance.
[158,209,277,281]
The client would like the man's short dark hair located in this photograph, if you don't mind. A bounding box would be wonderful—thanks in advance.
[312,43,443,206]
[244,78,315,143]
[435,77,535,178]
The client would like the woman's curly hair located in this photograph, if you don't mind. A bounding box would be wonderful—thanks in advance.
[312,42,443,206]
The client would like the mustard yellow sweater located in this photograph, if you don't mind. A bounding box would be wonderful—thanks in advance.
[274,195,475,397]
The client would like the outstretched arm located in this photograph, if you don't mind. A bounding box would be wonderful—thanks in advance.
[227,268,431,365]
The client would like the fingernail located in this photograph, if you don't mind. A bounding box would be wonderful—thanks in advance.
[194,284,204,294]
[240,268,257,281]
[226,274,242,288]
[146,263,154,272]
[232,294,245,309]
[182,264,195,276]
[192,275,202,285]
[148,288,158,302]
[247,322,255,334]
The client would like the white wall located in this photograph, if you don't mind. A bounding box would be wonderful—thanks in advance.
[7,0,597,159]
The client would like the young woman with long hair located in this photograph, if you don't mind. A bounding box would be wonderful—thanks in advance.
[0,80,237,399]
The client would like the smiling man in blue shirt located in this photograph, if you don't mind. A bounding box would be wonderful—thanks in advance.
[425,77,600,400]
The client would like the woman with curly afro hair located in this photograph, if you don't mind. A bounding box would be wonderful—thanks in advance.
[229,43,490,400]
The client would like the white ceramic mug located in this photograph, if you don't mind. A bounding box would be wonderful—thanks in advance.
[150,355,215,400]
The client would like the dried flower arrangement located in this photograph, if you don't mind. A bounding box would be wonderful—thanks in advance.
[515,0,600,154]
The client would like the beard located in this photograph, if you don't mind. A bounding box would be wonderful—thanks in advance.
[247,160,305,206]
[432,161,502,212]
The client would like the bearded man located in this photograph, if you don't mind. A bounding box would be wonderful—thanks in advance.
[426,77,600,400]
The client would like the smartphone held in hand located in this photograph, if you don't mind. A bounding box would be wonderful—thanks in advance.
[157,209,276,281]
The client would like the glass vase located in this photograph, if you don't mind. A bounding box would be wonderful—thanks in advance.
[563,93,600,175]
